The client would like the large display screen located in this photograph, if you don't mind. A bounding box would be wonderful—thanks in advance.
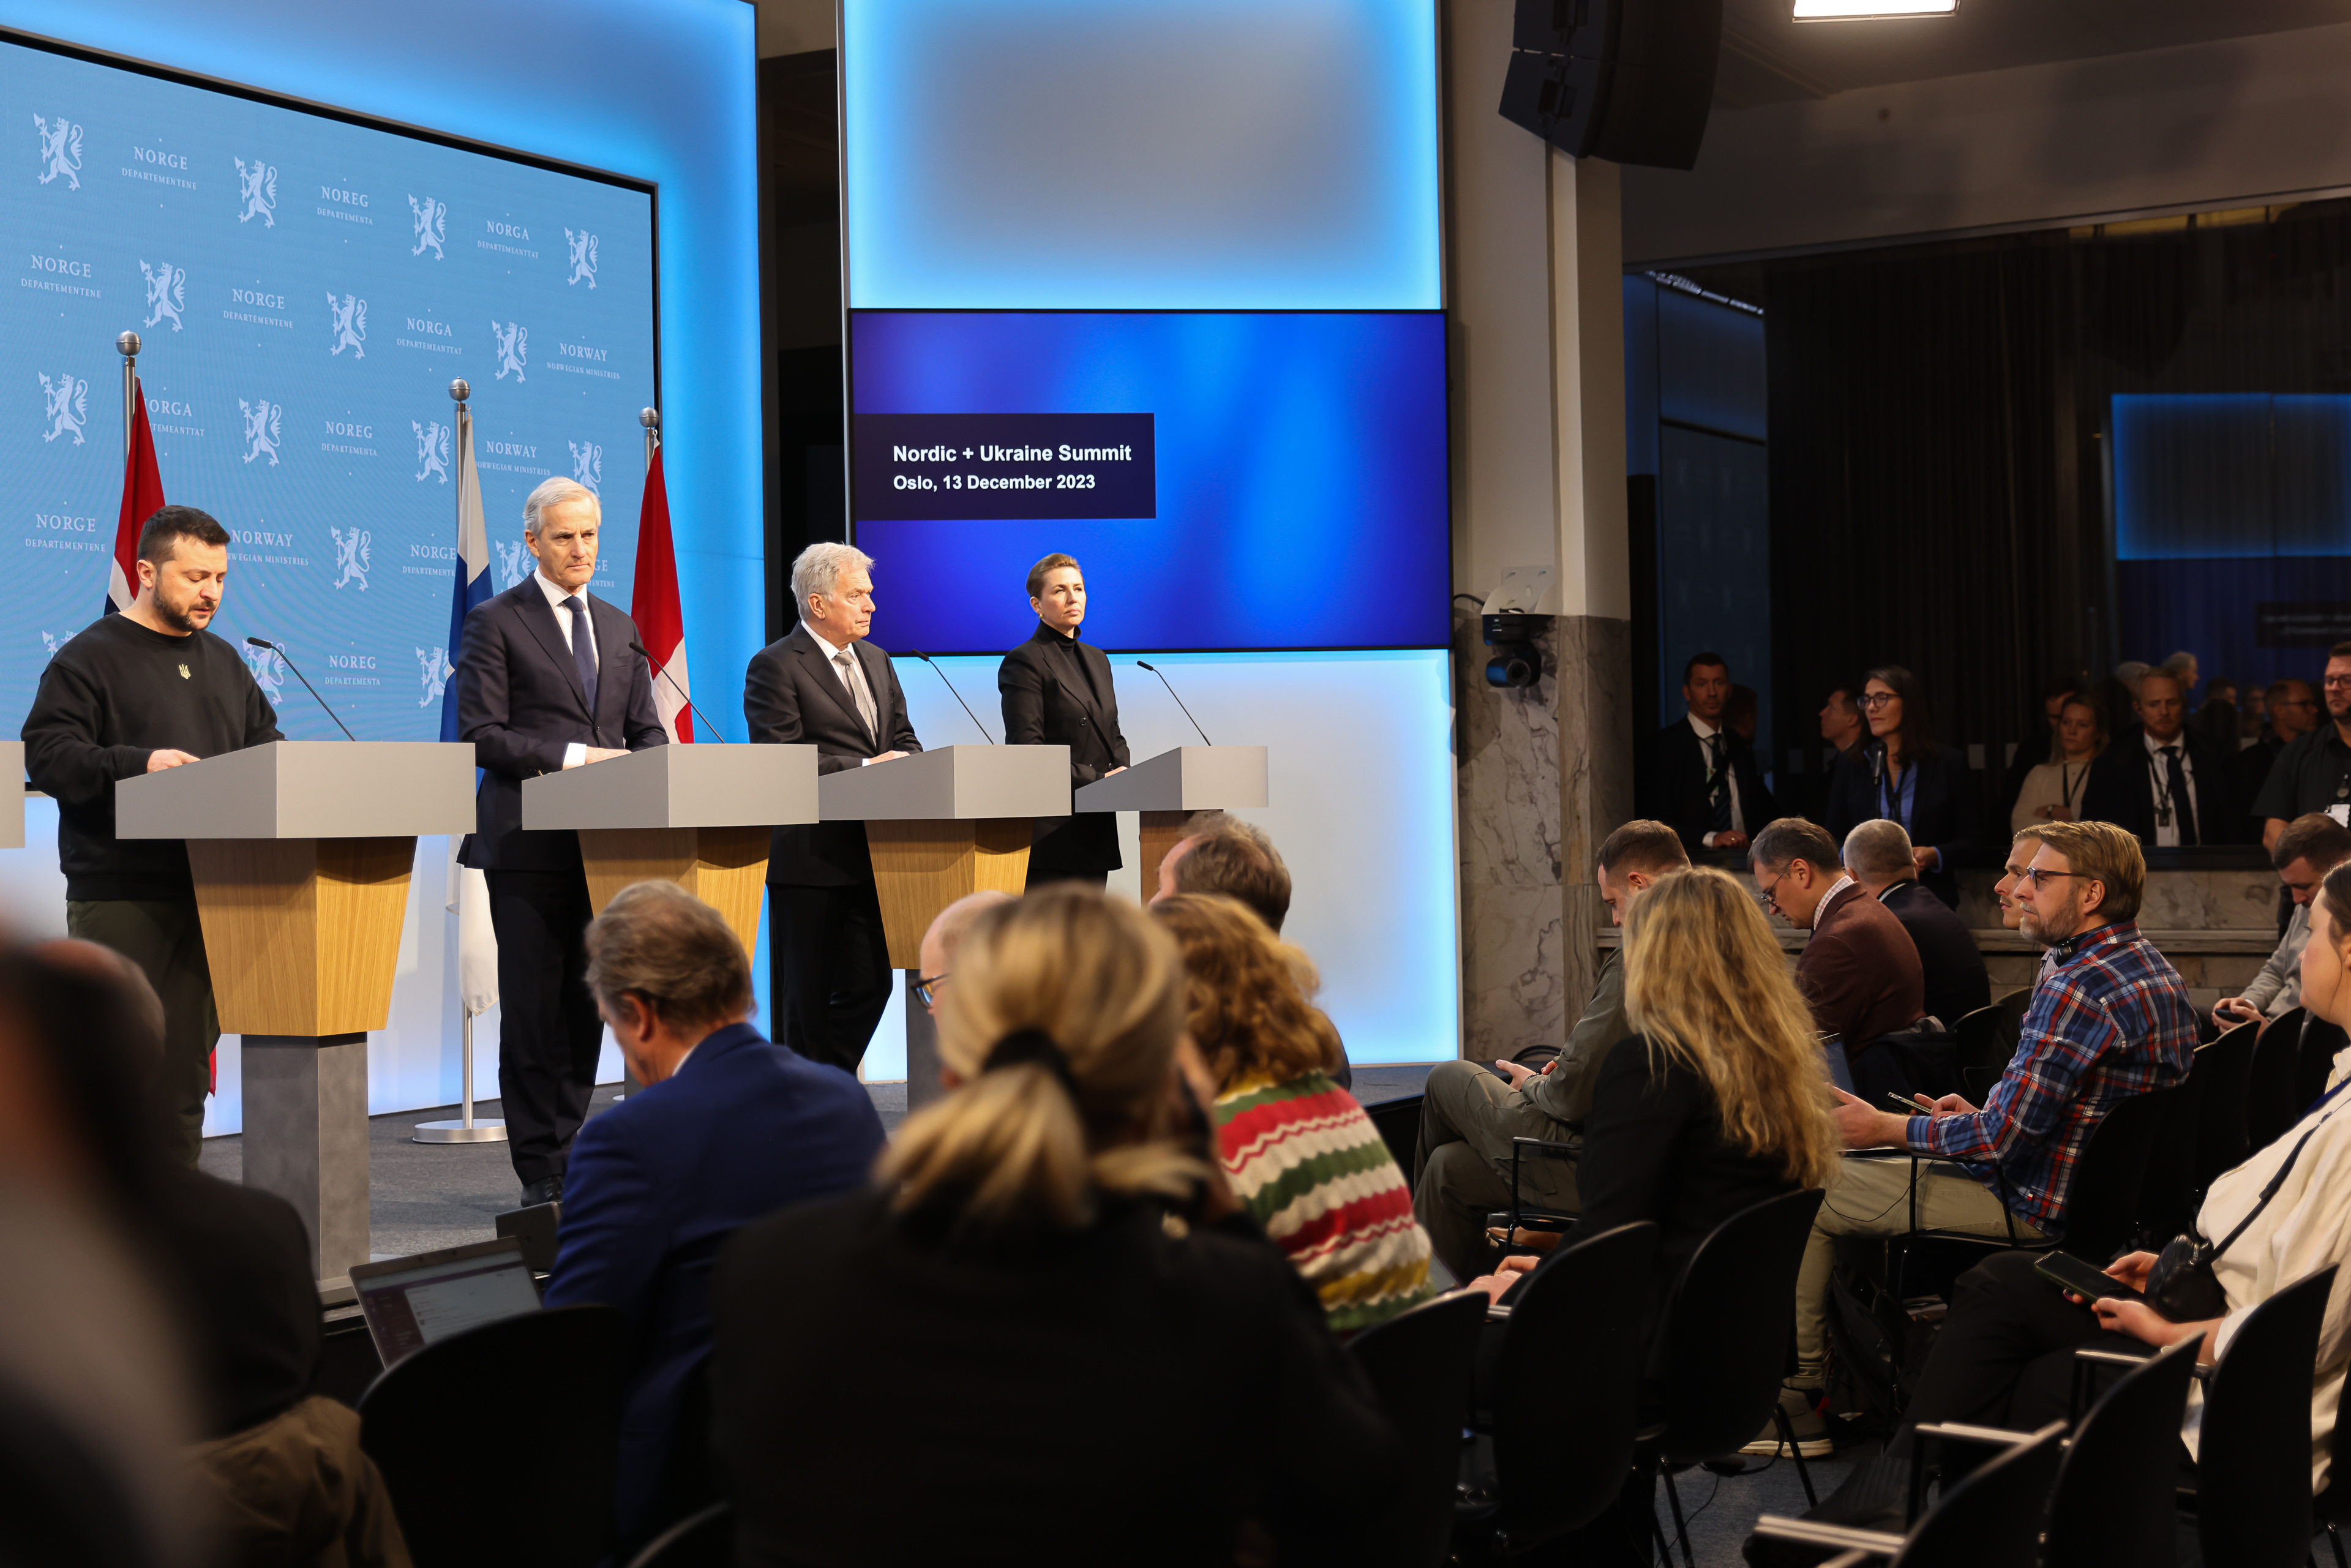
[2,34,656,741]
[847,310,1450,653]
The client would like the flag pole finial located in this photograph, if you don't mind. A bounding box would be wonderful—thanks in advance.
[115,330,141,359]
[449,378,470,405]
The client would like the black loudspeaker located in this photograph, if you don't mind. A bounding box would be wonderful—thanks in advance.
[1499,0,1723,171]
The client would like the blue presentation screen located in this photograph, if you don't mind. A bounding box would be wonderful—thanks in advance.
[847,311,1450,653]
[1,34,656,740]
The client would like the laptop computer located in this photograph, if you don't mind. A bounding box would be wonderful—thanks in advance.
[350,1236,544,1367]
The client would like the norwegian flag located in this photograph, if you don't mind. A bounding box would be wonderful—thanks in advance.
[107,382,165,613]
[631,443,693,743]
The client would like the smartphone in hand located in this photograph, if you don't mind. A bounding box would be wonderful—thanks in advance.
[2033,1250,2146,1305]
[1885,1090,1934,1113]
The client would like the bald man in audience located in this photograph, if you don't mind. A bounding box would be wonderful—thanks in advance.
[1843,819,1992,1027]
[1410,820,1689,1280]
[917,891,1013,1021]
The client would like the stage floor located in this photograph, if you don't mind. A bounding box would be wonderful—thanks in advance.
[197,1062,1444,1262]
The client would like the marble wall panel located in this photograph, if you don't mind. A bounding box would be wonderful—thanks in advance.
[1456,610,1565,1061]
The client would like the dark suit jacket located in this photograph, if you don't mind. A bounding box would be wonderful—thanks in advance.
[1825,743,1984,905]
[1799,883,1926,1046]
[2224,732,2287,844]
[999,623,1131,877]
[743,623,923,887]
[454,579,668,872]
[713,1190,1399,1567]
[2080,726,2238,847]
[1879,879,1992,1027]
[543,1022,885,1542]
[1639,716,1777,855]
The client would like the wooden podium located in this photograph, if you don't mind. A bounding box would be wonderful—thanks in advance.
[821,745,1069,1105]
[1074,745,1270,887]
[521,744,817,959]
[0,740,23,849]
[116,740,476,1280]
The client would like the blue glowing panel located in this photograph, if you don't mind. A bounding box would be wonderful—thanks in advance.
[0,35,654,741]
[841,0,1441,310]
[2112,392,2351,560]
[849,311,1450,652]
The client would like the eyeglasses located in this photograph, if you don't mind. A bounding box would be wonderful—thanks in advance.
[913,972,949,1009]
[2325,677,2351,690]
[1755,872,1785,906]
[1856,692,1897,710]
[2019,868,2095,888]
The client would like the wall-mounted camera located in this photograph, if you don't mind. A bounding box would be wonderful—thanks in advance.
[1481,565,1557,690]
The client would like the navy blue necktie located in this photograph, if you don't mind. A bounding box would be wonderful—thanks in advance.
[562,595,599,714]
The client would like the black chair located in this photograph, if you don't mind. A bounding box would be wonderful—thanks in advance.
[1454,1221,1659,1559]
[2180,1264,2339,1568]
[2246,1008,2308,1155]
[2189,1020,2260,1191]
[2300,1018,2347,1114]
[2041,1338,2202,1568]
[2312,1346,2351,1567]
[1994,986,2034,1049]
[1641,1190,1828,1566]
[0,1377,152,1568]
[624,1502,730,1568]
[1346,1289,1486,1568]
[2057,1082,2184,1262]
[359,1304,625,1568]
[1751,1420,2065,1567]
[1365,1093,1423,1180]
[1951,1004,2010,1102]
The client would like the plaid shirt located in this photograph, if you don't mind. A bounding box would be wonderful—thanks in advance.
[1907,918,2195,1232]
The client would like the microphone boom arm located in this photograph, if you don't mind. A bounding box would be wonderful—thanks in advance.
[1135,661,1212,747]
[912,653,996,745]
[246,637,356,741]
[629,638,732,743]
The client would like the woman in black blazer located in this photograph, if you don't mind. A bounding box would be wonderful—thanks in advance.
[998,552,1131,888]
[711,887,1399,1568]
[1826,664,1984,907]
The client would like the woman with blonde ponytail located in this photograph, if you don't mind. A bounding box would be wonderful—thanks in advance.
[1473,866,1836,1322]
[711,885,1400,1567]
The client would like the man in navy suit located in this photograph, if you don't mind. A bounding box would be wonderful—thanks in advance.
[1638,652,1778,855]
[455,477,669,1204]
[743,542,923,1073]
[544,880,884,1552]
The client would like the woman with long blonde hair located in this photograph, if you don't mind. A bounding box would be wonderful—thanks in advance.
[1152,893,1439,1334]
[1476,866,1836,1311]
[710,885,1398,1567]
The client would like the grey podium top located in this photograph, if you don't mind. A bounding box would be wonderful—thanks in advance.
[1074,745,1269,814]
[522,743,819,830]
[818,744,1071,822]
[115,740,476,840]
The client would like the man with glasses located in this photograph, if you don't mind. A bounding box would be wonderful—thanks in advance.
[2252,643,2351,853]
[2231,677,2322,843]
[1748,819,2195,1459]
[1748,817,1923,1051]
[914,891,1010,1020]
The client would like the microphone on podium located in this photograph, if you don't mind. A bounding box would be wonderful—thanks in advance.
[909,652,996,743]
[243,637,358,741]
[1134,661,1212,746]
[628,637,732,743]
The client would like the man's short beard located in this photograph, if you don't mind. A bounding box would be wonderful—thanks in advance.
[154,593,209,634]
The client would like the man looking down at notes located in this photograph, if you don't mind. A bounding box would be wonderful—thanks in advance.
[23,505,283,1165]
[455,476,668,1207]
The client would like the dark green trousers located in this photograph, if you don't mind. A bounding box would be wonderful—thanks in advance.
[67,897,217,1165]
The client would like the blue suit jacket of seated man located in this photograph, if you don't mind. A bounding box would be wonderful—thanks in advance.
[543,1020,886,1538]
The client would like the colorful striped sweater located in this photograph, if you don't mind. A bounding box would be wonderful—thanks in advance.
[1213,1068,1441,1334]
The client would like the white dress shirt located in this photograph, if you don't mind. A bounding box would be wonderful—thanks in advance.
[2142,727,2197,849]
[805,623,885,763]
[1689,711,1744,846]
[535,570,599,771]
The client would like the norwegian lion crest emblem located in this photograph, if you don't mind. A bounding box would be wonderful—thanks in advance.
[408,194,446,260]
[413,419,451,484]
[238,398,282,466]
[327,293,367,358]
[491,320,528,381]
[234,157,277,226]
[34,115,82,189]
[242,641,288,701]
[565,228,598,288]
[140,261,187,331]
[416,646,450,708]
[569,440,602,493]
[331,527,370,591]
[494,539,530,591]
[39,372,89,445]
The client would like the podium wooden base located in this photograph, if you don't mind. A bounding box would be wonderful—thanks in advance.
[244,1033,370,1281]
[866,818,1033,969]
[578,824,769,959]
[187,837,415,1037]
[1139,810,1193,894]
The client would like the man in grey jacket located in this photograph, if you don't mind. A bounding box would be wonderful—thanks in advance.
[2214,812,2351,1031]
[1411,819,1690,1280]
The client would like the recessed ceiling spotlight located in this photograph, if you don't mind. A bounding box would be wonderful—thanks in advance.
[1793,0,1955,18]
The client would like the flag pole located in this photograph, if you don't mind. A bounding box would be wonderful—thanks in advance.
[116,330,140,462]
[641,405,659,466]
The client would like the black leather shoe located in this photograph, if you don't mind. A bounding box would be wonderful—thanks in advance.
[520,1176,562,1208]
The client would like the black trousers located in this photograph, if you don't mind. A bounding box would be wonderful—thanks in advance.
[1905,1249,2145,1433]
[485,869,604,1187]
[69,896,217,1166]
[768,879,893,1075]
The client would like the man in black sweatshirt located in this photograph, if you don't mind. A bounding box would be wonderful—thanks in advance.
[22,505,283,1163]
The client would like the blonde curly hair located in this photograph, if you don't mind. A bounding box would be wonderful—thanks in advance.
[1150,893,1342,1090]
